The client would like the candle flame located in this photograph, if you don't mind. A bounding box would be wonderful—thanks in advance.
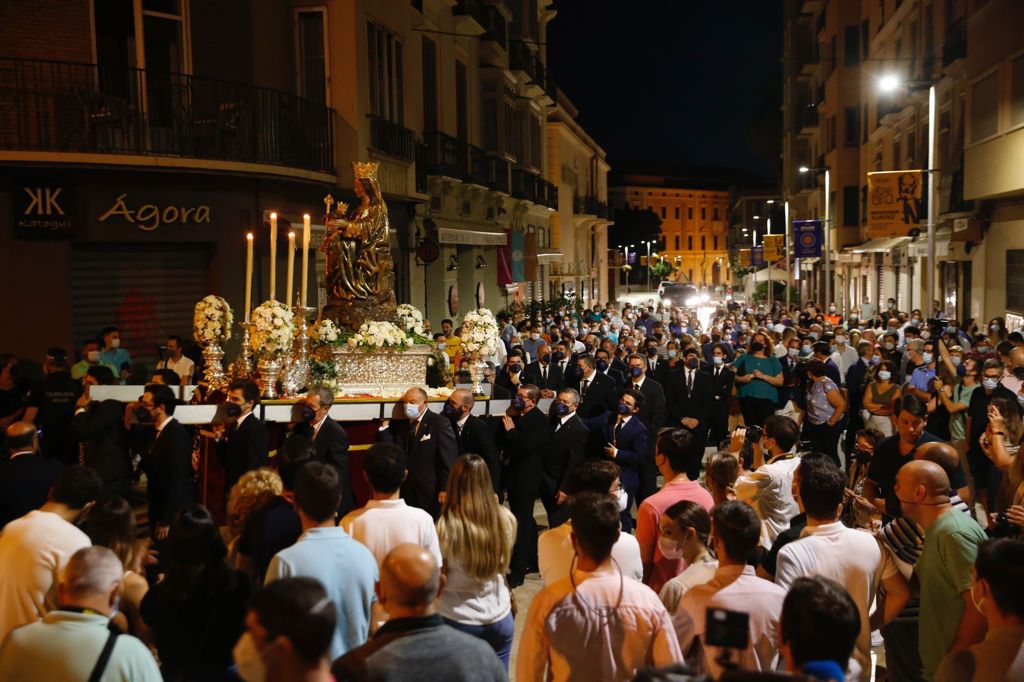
[270,212,277,219]
[246,233,253,240]
[303,213,310,219]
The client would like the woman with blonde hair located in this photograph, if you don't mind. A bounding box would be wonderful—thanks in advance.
[225,467,282,577]
[436,454,517,669]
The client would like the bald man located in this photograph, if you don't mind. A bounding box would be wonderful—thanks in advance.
[0,421,61,528]
[895,461,987,680]
[332,544,506,681]
[378,387,458,518]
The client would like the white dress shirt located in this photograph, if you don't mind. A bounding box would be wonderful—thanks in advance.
[734,453,801,548]
[339,499,442,568]
[537,522,643,587]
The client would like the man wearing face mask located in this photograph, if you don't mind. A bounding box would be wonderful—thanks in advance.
[495,349,526,397]
[24,347,80,464]
[733,415,801,548]
[829,329,859,379]
[624,354,666,503]
[644,342,669,385]
[138,384,193,541]
[302,386,353,516]
[666,348,713,479]
[843,341,877,458]
[540,388,589,528]
[0,422,62,529]
[443,389,500,497]
[594,348,625,391]
[524,343,562,398]
[0,464,102,641]
[522,324,545,362]
[582,388,648,532]
[500,384,550,586]
[98,326,132,384]
[568,354,616,420]
[71,338,114,380]
[215,379,269,494]
[966,359,1020,512]
[909,340,939,402]
[935,538,1024,682]
[155,335,194,386]
[894,461,987,679]
[379,387,457,520]
[705,342,738,442]
[0,546,162,682]
[702,328,736,364]
[234,577,338,682]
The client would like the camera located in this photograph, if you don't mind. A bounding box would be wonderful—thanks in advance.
[991,512,1021,539]
[705,608,749,650]
[744,425,763,444]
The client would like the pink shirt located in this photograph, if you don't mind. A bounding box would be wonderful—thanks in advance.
[636,479,714,593]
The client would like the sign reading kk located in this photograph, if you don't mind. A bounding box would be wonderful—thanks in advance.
[14,183,75,238]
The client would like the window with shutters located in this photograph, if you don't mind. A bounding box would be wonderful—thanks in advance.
[368,21,404,125]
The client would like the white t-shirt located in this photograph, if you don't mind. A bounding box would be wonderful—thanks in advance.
[156,355,195,381]
[340,499,441,567]
[537,521,643,586]
[734,455,801,548]
[0,510,91,642]
[775,521,898,676]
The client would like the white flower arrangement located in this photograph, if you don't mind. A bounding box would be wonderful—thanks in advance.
[460,308,499,357]
[193,295,234,345]
[308,318,341,346]
[349,320,412,350]
[395,304,425,335]
[250,300,295,356]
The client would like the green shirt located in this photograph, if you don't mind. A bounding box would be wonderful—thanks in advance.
[733,353,782,402]
[70,360,117,380]
[916,508,987,680]
[949,381,977,441]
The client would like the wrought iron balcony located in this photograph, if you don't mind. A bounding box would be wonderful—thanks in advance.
[422,131,467,180]
[511,168,538,203]
[508,40,537,81]
[467,144,490,186]
[369,115,416,161]
[0,57,336,174]
[487,155,510,194]
[574,194,609,218]
[538,179,558,210]
[797,106,819,135]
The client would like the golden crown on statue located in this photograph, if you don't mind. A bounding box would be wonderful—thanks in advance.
[352,161,379,180]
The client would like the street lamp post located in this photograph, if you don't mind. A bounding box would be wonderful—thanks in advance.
[765,203,774,309]
[799,165,831,310]
[644,240,653,291]
[879,75,937,316]
[783,199,791,307]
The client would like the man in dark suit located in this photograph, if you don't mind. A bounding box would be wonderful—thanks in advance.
[494,349,527,397]
[567,354,617,420]
[139,384,194,540]
[551,342,573,389]
[216,379,269,493]
[379,386,458,519]
[523,344,563,398]
[702,330,736,364]
[601,338,629,377]
[703,342,737,446]
[540,387,589,528]
[623,353,666,503]
[304,386,354,516]
[644,342,669,385]
[0,422,62,528]
[443,388,501,496]
[595,347,626,390]
[813,341,843,386]
[583,387,648,532]
[500,383,551,585]
[666,347,714,479]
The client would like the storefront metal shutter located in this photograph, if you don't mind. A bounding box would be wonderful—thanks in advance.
[71,244,213,372]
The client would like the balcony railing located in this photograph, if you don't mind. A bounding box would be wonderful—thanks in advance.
[538,179,558,210]
[508,40,537,81]
[511,168,538,203]
[369,115,416,161]
[0,57,336,173]
[487,155,510,193]
[574,194,608,218]
[798,106,819,133]
[422,131,467,179]
[479,5,508,50]
[467,144,490,186]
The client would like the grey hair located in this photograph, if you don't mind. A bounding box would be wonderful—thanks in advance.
[62,546,122,598]
[558,387,581,406]
[312,385,334,408]
[906,339,924,353]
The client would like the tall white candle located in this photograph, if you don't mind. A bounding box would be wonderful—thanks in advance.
[301,213,311,307]
[244,232,253,322]
[286,231,295,308]
[269,212,278,301]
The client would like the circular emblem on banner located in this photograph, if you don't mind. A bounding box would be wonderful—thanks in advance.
[800,233,816,247]
[448,286,459,317]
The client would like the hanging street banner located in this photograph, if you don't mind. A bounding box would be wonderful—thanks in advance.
[793,220,822,258]
[867,170,923,237]
[739,248,751,267]
[762,234,785,261]
[751,245,765,267]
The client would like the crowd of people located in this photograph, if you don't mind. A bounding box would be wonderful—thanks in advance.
[0,297,1023,681]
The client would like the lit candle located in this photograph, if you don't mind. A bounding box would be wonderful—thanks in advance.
[286,231,295,308]
[301,213,311,307]
[244,232,253,322]
[269,212,278,301]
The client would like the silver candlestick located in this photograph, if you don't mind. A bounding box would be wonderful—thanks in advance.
[280,304,315,397]
[228,322,254,380]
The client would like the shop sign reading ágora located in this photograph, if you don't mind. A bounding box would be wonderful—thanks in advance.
[98,193,211,232]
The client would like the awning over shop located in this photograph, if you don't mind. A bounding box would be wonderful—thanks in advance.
[537,248,563,261]
[437,226,507,246]
[844,235,912,253]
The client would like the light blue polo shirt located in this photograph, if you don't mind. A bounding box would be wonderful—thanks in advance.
[265,526,378,661]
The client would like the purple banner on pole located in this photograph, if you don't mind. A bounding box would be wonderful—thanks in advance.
[793,220,822,258]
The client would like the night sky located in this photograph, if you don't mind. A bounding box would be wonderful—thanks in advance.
[547,0,784,179]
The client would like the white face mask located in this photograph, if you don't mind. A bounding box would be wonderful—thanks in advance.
[233,633,267,682]
[86,350,100,363]
[404,402,422,420]
[109,338,121,349]
[877,370,892,381]
[615,486,629,512]
[657,535,684,560]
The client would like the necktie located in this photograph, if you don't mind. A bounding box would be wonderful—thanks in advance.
[687,370,693,394]
[581,379,589,398]
[542,366,548,382]
[613,420,622,445]
[634,382,641,391]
